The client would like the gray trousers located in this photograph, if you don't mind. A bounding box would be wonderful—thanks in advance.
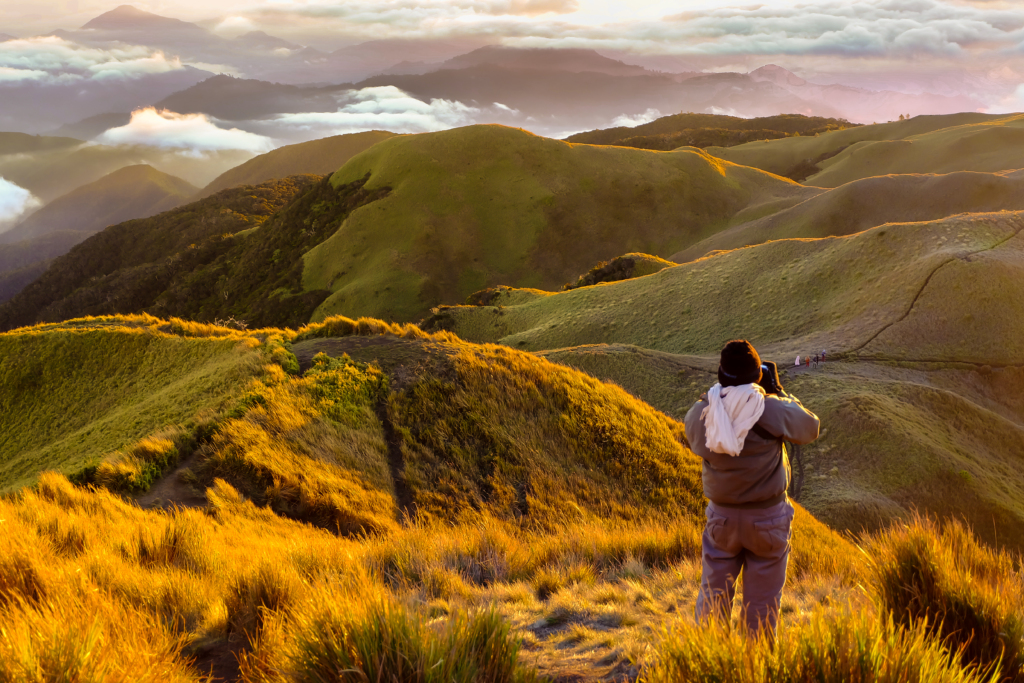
[695,498,794,636]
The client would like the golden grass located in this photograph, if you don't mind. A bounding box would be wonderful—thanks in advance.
[642,606,997,683]
[2,316,1021,681]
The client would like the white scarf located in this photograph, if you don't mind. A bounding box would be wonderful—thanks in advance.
[701,383,766,456]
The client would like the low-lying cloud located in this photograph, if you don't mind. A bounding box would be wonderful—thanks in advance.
[612,108,662,127]
[0,36,185,84]
[97,108,275,153]
[0,177,41,233]
[276,86,482,135]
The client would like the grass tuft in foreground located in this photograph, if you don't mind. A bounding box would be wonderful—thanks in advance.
[865,515,1024,682]
[642,607,996,683]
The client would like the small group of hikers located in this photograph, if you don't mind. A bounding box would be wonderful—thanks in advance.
[685,340,820,639]
[795,350,826,369]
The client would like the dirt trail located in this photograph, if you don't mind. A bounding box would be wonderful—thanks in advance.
[134,452,207,510]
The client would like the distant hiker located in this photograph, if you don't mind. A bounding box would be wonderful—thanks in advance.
[806,355,811,368]
[821,350,826,363]
[795,355,800,367]
[685,340,820,639]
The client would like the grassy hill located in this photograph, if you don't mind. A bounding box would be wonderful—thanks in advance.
[1,315,1019,683]
[196,131,396,199]
[303,124,814,323]
[0,165,197,302]
[672,169,1024,262]
[706,113,1007,183]
[565,113,857,151]
[0,132,82,155]
[1,165,196,245]
[430,212,1024,548]
[0,175,324,332]
[0,141,257,203]
[0,317,261,492]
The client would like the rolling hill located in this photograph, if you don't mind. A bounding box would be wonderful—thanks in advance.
[671,169,1024,262]
[0,140,256,203]
[565,113,857,151]
[0,166,197,301]
[429,212,1024,548]
[1,165,196,245]
[196,131,396,198]
[0,176,322,331]
[0,132,82,155]
[303,124,815,323]
[705,113,1017,184]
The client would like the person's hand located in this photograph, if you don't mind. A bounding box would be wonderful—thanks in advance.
[759,361,785,395]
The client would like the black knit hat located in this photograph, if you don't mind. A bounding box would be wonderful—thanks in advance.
[718,339,762,387]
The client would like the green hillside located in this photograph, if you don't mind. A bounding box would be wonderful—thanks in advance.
[707,113,1006,183]
[672,169,1024,262]
[0,316,261,492]
[0,176,322,331]
[0,142,256,202]
[565,113,857,151]
[197,131,397,198]
[433,212,1024,362]
[431,212,1024,547]
[0,131,82,155]
[1,165,196,246]
[808,114,1024,187]
[304,124,814,323]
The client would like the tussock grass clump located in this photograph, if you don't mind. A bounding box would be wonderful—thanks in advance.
[0,594,203,683]
[96,433,180,493]
[227,561,305,641]
[865,515,1024,681]
[642,607,993,683]
[285,604,537,683]
[294,314,458,344]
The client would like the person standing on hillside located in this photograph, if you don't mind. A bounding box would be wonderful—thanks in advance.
[685,340,820,639]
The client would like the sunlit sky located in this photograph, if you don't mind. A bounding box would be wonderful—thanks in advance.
[5,0,1024,63]
[4,0,1024,105]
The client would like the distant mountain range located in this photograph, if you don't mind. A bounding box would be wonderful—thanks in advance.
[0,4,989,138]
[0,164,196,302]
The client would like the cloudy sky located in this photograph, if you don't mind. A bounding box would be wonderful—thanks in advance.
[3,0,1024,156]
[2,0,1022,64]
[2,0,1023,92]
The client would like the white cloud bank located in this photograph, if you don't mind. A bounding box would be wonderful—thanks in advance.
[276,86,482,135]
[612,108,662,127]
[97,108,274,153]
[0,36,185,84]
[0,177,41,233]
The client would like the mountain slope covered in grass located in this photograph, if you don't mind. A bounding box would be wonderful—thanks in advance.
[706,113,1021,185]
[0,316,262,492]
[0,176,321,331]
[672,169,1024,262]
[431,212,1024,548]
[565,113,856,151]
[1,165,196,245]
[196,131,396,198]
[303,124,814,323]
[1,315,1020,683]
[0,165,197,302]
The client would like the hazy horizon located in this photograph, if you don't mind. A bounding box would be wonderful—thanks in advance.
[3,0,1024,229]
